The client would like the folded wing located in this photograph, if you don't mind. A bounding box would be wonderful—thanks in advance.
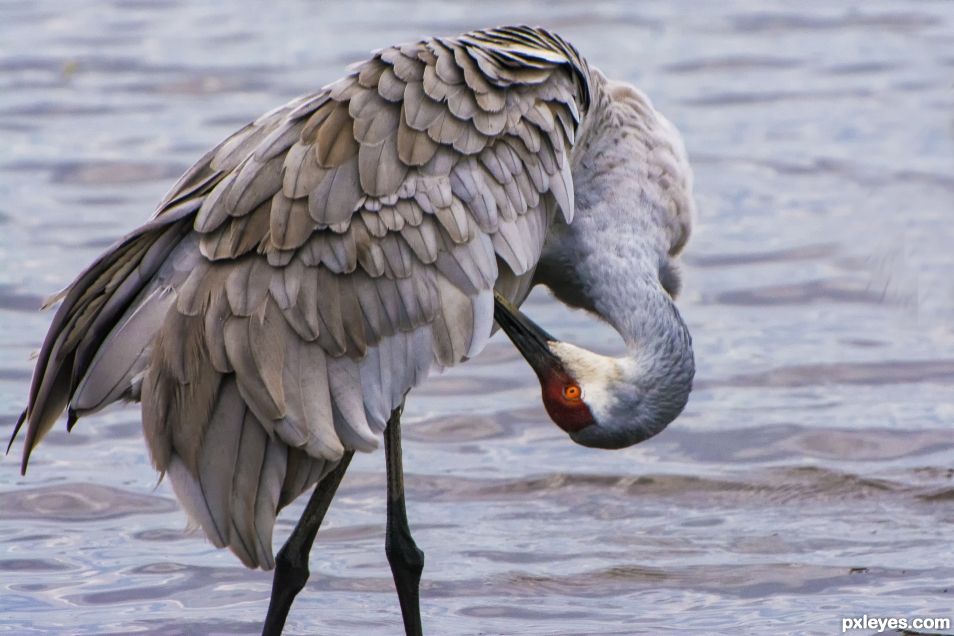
[12,26,591,568]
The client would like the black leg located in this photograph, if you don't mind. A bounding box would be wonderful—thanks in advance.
[262,451,354,636]
[384,404,425,636]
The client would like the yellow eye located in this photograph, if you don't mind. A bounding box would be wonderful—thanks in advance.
[562,384,582,400]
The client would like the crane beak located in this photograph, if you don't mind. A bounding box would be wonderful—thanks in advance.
[494,291,597,438]
[493,291,562,376]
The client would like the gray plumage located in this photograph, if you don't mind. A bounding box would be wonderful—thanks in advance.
[12,25,696,572]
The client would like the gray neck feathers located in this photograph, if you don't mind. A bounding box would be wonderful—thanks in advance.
[539,86,696,445]
[563,212,694,446]
[554,201,694,384]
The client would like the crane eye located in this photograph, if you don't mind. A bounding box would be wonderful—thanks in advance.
[562,384,582,400]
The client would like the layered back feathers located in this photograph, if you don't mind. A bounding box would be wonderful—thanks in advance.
[12,26,595,568]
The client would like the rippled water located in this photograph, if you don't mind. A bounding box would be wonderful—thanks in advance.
[2,1,954,635]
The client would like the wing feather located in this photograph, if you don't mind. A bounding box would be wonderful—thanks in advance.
[229,403,267,567]
[327,356,379,450]
[252,434,286,569]
[195,376,245,548]
[280,338,344,459]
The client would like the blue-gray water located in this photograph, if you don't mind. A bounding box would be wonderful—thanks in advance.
[2,2,954,634]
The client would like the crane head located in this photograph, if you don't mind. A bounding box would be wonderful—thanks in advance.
[494,292,691,449]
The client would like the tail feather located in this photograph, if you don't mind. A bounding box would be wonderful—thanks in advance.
[70,223,187,395]
[6,410,26,456]
[15,217,192,474]
[71,286,176,413]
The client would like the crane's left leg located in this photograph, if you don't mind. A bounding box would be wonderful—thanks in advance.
[384,402,425,636]
[261,451,354,636]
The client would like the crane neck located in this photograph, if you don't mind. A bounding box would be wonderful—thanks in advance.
[528,68,697,447]
[538,84,697,395]
[567,220,691,361]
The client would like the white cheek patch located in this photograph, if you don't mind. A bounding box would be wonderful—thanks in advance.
[579,380,614,422]
[548,341,623,421]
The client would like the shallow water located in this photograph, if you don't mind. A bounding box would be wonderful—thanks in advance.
[2,1,954,635]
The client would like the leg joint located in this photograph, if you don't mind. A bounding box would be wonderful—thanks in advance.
[386,529,425,574]
[274,546,310,594]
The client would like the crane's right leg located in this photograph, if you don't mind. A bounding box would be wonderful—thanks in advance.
[261,451,355,636]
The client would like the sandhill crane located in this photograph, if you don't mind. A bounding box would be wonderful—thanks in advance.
[7,25,695,635]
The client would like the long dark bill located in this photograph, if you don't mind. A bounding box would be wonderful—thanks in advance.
[493,291,562,377]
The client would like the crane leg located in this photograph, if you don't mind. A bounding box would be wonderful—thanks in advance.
[261,451,355,636]
[384,403,425,636]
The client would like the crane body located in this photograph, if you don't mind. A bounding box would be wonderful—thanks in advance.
[8,26,695,634]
